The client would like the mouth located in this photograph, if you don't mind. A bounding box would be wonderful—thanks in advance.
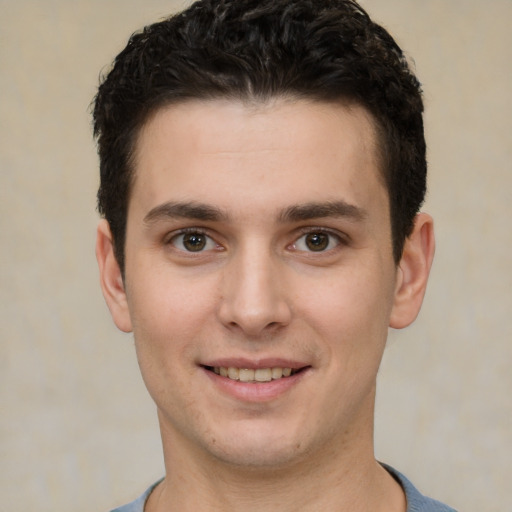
[203,366,306,383]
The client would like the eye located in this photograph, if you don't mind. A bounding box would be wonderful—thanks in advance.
[170,231,218,252]
[293,231,341,252]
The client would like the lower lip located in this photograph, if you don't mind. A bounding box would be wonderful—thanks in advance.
[202,368,308,402]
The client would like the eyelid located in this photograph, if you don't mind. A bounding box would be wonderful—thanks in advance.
[296,226,348,241]
[166,227,221,252]
[164,226,205,242]
[290,226,348,252]
[163,225,348,253]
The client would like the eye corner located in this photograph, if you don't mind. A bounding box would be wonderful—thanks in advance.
[166,228,221,254]
[290,228,347,254]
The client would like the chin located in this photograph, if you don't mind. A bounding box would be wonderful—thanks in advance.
[213,444,305,470]
[202,422,312,470]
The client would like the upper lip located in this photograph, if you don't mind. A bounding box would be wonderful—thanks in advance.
[201,357,309,370]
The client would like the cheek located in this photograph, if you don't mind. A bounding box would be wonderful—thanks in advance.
[126,270,221,385]
[128,266,216,331]
[128,288,202,411]
[298,266,395,354]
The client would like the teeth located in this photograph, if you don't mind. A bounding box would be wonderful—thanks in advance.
[255,368,272,382]
[228,367,239,380]
[239,368,254,382]
[272,367,283,379]
[213,366,296,382]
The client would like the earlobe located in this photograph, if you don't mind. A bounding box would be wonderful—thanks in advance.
[389,213,435,329]
[95,219,133,333]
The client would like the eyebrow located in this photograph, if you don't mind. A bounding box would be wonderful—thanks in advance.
[143,199,367,226]
[143,201,228,225]
[279,200,367,223]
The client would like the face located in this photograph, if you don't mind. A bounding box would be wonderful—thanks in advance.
[98,98,429,470]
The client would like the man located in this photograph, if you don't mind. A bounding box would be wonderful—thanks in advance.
[93,1,455,510]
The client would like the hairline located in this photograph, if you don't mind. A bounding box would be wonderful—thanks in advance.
[114,93,395,276]
[129,92,390,203]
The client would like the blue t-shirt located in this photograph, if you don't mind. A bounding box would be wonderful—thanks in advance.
[110,465,456,512]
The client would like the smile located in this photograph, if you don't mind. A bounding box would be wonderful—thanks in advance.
[208,366,298,382]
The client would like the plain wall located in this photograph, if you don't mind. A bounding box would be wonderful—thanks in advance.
[1,1,510,510]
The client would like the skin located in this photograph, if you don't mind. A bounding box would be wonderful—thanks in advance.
[96,98,435,511]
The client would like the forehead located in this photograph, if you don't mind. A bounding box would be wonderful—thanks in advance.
[131,98,386,219]
[136,97,379,157]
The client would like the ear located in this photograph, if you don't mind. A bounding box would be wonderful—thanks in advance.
[95,219,133,333]
[389,213,435,329]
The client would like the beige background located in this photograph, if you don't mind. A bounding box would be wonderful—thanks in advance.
[1,1,510,510]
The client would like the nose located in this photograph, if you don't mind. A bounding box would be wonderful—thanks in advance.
[217,244,292,337]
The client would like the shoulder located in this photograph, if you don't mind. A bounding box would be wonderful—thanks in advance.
[111,470,457,512]
[383,464,457,512]
[109,480,162,512]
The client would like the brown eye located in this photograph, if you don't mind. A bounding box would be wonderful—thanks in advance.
[305,233,329,251]
[293,231,340,253]
[171,232,216,252]
[183,233,207,251]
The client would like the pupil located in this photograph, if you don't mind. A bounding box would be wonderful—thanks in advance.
[306,233,328,251]
[183,233,206,252]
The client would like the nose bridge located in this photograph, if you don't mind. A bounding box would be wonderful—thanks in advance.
[218,237,291,335]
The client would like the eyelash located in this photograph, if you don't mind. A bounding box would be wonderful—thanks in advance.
[290,227,346,253]
[166,227,220,253]
[165,227,347,254]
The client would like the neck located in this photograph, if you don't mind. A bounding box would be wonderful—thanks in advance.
[146,407,405,512]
